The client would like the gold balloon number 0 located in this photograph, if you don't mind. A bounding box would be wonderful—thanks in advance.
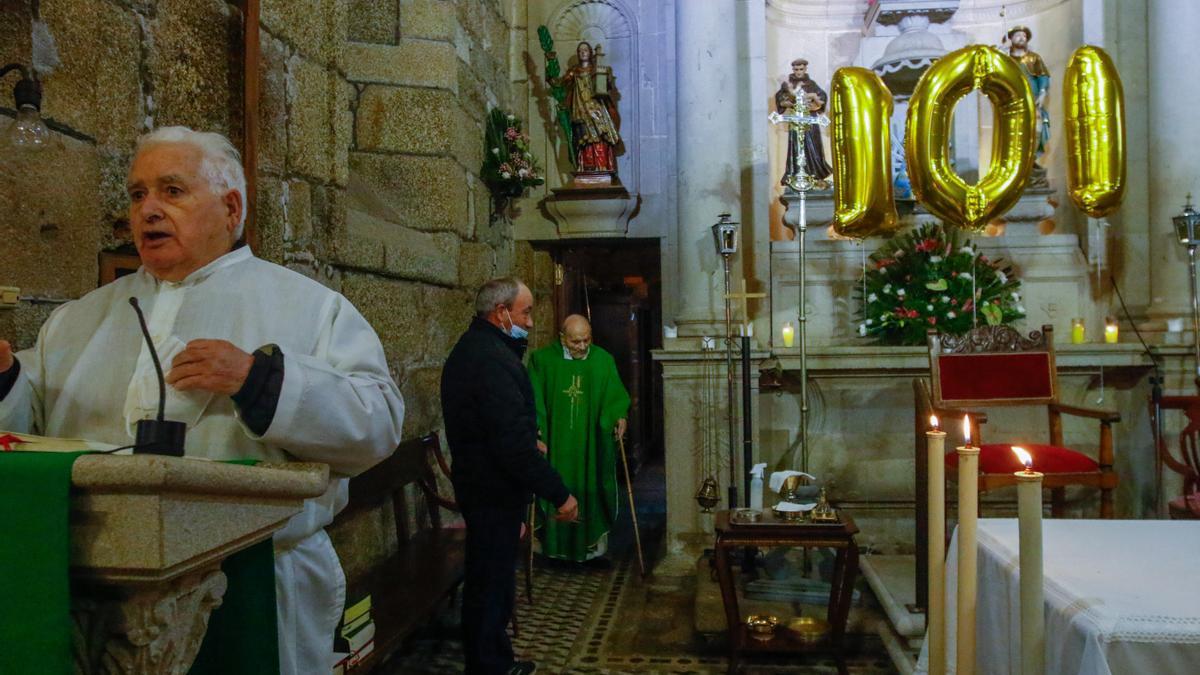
[905,45,1038,232]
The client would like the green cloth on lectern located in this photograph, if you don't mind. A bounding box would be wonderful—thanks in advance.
[189,538,279,675]
[529,342,630,562]
[0,450,90,675]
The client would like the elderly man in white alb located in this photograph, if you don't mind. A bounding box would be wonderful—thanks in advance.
[0,127,405,673]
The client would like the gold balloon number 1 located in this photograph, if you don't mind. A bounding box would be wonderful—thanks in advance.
[829,44,1125,236]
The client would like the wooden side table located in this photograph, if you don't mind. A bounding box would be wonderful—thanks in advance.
[713,510,860,675]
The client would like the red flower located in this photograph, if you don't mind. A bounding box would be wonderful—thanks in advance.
[915,238,940,253]
[928,317,937,325]
[876,258,896,269]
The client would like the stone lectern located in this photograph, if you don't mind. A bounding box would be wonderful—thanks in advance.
[67,454,329,673]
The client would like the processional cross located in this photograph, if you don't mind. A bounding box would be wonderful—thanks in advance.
[724,279,767,336]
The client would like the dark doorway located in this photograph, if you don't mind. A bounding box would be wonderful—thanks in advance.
[536,238,663,469]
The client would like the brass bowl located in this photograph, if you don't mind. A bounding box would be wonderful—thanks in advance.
[731,508,762,523]
[745,614,779,642]
[784,616,830,644]
[772,504,806,522]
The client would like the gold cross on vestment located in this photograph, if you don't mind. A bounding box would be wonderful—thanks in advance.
[724,279,767,335]
[563,375,585,429]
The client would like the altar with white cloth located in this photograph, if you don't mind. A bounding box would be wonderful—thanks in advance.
[917,519,1200,675]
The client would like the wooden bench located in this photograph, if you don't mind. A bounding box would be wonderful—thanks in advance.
[334,432,465,672]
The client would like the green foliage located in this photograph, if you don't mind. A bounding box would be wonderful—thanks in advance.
[855,223,1026,345]
[536,24,574,165]
[481,108,544,196]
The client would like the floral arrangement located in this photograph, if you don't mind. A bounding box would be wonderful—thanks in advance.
[481,108,544,198]
[856,223,1026,345]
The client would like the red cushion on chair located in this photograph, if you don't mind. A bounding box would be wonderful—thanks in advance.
[1168,494,1200,518]
[945,443,1099,474]
[938,353,1053,402]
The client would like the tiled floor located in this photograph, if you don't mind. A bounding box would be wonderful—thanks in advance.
[381,459,897,674]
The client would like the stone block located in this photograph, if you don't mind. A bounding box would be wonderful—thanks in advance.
[257,33,289,175]
[334,78,352,187]
[0,134,101,299]
[348,152,469,236]
[0,304,55,353]
[149,0,237,139]
[39,0,143,147]
[345,40,458,92]
[421,285,473,360]
[261,0,345,70]
[338,209,460,286]
[355,85,457,155]
[340,273,423,368]
[451,103,484,175]
[285,179,314,242]
[287,56,338,183]
[349,0,398,44]
[459,242,495,292]
[455,60,490,124]
[0,2,31,71]
[399,365,445,437]
[253,175,286,264]
[400,0,455,41]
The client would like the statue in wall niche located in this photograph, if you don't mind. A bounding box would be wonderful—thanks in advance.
[775,58,832,188]
[558,41,622,186]
[1006,26,1051,186]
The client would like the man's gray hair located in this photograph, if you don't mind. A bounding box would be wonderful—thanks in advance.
[133,126,248,238]
[474,277,525,317]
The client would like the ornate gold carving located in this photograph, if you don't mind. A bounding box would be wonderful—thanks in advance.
[937,325,1047,354]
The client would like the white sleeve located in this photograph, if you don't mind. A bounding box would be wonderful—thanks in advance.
[253,295,404,477]
[0,315,53,434]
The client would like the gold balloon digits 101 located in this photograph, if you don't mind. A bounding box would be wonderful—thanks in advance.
[905,44,1037,232]
[1064,45,1125,218]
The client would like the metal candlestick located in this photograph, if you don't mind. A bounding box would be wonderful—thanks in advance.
[768,109,829,473]
[1173,195,1200,390]
[712,214,741,507]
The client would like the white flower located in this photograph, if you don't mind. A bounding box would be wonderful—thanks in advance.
[867,293,878,302]
[947,311,957,319]
[883,284,892,294]
[518,168,529,177]
[858,324,867,336]
[930,255,943,263]
[941,295,951,303]
[996,271,1008,284]
[879,315,889,323]
[895,249,905,257]
[960,272,973,281]
[1011,292,1021,301]
[501,171,511,179]
[491,147,500,155]
[506,114,516,121]
[959,246,975,255]
[926,304,934,311]
[896,288,906,297]
[865,318,874,326]
[1016,304,1026,314]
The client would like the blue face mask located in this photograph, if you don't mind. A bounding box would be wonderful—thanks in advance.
[504,309,529,340]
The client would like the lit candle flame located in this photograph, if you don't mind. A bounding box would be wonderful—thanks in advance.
[1012,446,1033,470]
[930,414,939,430]
[962,415,971,445]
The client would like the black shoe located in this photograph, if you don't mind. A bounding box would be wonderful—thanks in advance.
[507,661,537,675]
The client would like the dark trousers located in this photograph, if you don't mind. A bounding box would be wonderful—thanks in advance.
[461,504,524,675]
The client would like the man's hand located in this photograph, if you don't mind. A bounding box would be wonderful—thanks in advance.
[166,339,254,395]
[555,495,579,522]
[614,418,627,440]
[537,439,548,455]
[0,340,12,373]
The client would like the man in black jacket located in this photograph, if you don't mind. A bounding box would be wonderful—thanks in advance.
[441,277,577,675]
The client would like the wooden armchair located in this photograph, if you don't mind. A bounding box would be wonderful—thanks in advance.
[1153,396,1200,519]
[911,324,1119,612]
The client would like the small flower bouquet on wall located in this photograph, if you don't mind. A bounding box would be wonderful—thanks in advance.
[482,108,543,222]
[856,223,1026,345]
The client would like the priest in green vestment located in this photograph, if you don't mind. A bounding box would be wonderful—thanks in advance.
[528,315,630,562]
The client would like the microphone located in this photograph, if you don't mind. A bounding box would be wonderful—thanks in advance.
[129,297,186,457]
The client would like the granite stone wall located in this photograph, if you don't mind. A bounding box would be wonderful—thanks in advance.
[0,0,522,589]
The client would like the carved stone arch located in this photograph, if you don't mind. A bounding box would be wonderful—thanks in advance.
[549,0,639,190]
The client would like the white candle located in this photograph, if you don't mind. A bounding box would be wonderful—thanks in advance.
[957,415,979,675]
[782,321,795,348]
[926,415,947,675]
[1012,446,1045,675]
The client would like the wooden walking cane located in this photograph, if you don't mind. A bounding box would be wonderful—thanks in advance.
[617,434,647,578]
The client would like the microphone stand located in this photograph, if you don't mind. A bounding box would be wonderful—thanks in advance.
[129,298,187,456]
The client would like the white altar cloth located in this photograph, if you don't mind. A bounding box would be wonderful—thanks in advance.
[917,519,1200,675]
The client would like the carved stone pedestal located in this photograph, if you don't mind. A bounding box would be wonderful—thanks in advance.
[65,455,328,673]
[544,185,636,238]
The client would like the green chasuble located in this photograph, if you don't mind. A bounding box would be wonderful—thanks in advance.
[528,342,630,562]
